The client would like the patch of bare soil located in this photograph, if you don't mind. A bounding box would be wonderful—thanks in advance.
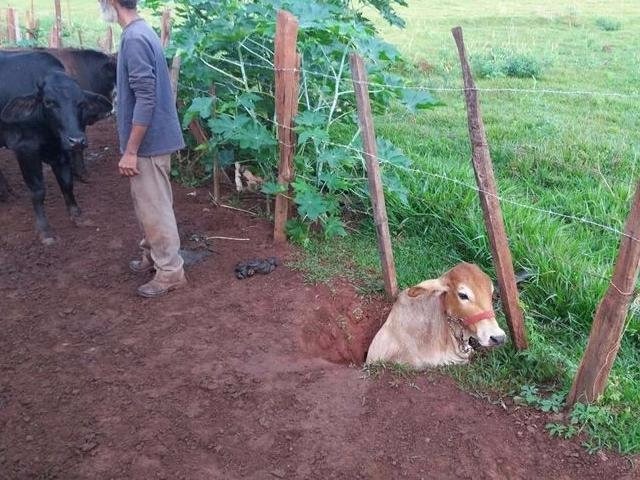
[0,119,637,479]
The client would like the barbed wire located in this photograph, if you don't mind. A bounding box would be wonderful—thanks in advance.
[175,52,640,247]
[245,113,637,245]
[176,73,638,244]
[193,55,640,99]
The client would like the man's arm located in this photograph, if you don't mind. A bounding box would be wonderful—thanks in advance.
[119,37,156,177]
[119,124,147,176]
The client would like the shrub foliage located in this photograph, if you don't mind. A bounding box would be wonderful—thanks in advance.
[144,0,438,239]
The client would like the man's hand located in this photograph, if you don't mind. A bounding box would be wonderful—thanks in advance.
[119,152,140,177]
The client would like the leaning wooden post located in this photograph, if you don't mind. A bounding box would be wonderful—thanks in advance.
[452,26,527,350]
[350,53,399,298]
[273,10,300,243]
[567,183,640,405]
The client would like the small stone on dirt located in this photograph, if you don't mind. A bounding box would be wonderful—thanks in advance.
[270,469,286,478]
[81,441,98,453]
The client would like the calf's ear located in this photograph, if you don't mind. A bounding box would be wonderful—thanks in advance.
[407,278,448,298]
[82,91,113,126]
[0,94,40,124]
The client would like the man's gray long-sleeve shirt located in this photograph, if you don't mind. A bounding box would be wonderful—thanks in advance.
[116,18,185,156]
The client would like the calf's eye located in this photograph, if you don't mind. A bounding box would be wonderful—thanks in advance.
[458,292,469,301]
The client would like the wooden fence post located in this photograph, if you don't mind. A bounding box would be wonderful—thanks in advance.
[169,57,181,105]
[452,26,528,350]
[26,1,39,41]
[273,10,300,243]
[350,53,399,298]
[104,26,113,53]
[6,8,18,43]
[567,183,640,405]
[161,8,171,49]
[52,0,62,47]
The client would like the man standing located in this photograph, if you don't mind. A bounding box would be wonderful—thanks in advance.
[99,0,186,298]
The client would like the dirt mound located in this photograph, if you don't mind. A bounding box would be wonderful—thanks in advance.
[0,119,637,479]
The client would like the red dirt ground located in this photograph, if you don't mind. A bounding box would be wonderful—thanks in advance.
[1,119,638,480]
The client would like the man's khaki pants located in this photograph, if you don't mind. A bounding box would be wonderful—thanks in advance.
[130,154,183,278]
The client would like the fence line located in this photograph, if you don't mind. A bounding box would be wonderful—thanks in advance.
[173,50,640,249]
[173,83,639,247]
[195,53,640,99]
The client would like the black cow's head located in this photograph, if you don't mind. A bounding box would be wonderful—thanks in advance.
[0,71,112,151]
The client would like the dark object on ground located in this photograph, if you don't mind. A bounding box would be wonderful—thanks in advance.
[493,268,537,302]
[180,248,211,268]
[235,257,279,279]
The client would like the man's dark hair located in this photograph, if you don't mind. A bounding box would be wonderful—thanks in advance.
[117,0,137,8]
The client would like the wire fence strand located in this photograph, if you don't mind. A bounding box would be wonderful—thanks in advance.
[175,54,640,245]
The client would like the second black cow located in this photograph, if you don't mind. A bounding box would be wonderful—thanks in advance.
[0,51,112,244]
[0,47,116,186]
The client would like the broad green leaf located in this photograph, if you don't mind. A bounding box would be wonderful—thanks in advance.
[298,128,330,146]
[296,110,328,129]
[377,138,412,169]
[401,89,439,112]
[323,216,348,239]
[261,181,287,195]
[294,188,329,221]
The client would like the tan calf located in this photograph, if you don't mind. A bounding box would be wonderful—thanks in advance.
[366,263,506,369]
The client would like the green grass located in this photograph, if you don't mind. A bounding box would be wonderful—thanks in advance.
[299,0,639,453]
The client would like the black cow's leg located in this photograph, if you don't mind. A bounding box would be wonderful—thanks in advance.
[50,157,94,228]
[67,150,89,183]
[16,151,54,244]
[50,156,82,220]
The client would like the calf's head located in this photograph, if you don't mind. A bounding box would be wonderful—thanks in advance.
[0,71,112,151]
[409,262,507,348]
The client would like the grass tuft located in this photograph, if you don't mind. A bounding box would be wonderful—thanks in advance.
[595,17,622,31]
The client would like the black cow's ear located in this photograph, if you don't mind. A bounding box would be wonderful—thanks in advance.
[0,94,40,124]
[82,91,113,126]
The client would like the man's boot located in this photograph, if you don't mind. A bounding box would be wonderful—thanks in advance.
[137,270,187,298]
[129,250,154,273]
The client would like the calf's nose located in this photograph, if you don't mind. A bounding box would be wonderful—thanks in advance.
[490,334,506,346]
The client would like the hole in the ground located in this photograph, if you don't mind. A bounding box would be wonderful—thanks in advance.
[299,285,391,365]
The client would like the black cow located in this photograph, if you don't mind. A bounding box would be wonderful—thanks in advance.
[0,51,112,244]
[41,48,117,182]
[0,48,116,183]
